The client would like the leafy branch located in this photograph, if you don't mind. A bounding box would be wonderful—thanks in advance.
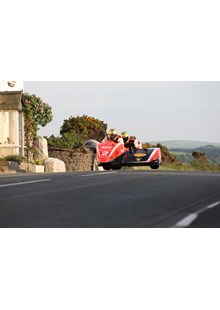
[22,93,53,161]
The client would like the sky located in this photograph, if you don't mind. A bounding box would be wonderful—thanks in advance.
[2,1,220,309]
[24,81,220,144]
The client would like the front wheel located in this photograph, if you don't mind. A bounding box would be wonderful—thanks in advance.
[111,165,122,170]
[102,164,111,170]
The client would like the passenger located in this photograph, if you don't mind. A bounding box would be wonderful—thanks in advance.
[121,131,142,151]
[102,128,124,144]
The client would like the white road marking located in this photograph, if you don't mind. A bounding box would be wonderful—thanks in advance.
[175,213,198,228]
[174,201,220,227]
[80,172,116,177]
[206,201,220,209]
[0,179,51,188]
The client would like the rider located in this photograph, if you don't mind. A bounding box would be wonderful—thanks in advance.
[120,131,142,151]
[102,128,124,144]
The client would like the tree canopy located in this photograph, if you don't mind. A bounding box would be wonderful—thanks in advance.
[60,114,107,142]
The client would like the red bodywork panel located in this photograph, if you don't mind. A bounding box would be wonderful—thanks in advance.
[97,141,126,163]
[96,140,162,169]
[146,148,162,163]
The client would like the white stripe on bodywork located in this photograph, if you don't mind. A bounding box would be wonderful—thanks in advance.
[109,143,124,158]
[146,148,158,163]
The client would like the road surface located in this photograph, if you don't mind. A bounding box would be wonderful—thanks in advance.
[0,170,220,227]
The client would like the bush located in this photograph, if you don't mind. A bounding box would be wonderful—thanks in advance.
[0,155,26,164]
[190,159,218,171]
[46,132,84,149]
[189,150,217,171]
[156,143,183,168]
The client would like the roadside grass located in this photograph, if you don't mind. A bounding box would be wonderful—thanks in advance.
[125,163,220,172]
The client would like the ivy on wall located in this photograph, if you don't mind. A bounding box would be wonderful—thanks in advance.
[22,93,53,161]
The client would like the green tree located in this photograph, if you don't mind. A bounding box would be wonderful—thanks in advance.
[190,151,213,171]
[22,93,53,161]
[192,151,208,161]
[46,132,83,149]
[60,114,107,142]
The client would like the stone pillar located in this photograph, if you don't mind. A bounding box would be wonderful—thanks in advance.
[34,136,49,161]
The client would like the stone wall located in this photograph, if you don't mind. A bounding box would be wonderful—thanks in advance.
[48,147,94,172]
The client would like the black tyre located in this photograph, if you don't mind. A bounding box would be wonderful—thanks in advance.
[111,165,122,170]
[150,162,160,169]
[102,164,111,170]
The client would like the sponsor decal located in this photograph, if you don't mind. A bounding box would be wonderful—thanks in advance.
[100,146,112,149]
[101,151,110,156]
[134,152,146,157]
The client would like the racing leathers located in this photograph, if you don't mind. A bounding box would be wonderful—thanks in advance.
[102,135,124,144]
[124,136,142,151]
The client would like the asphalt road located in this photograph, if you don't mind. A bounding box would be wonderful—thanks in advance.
[0,170,220,228]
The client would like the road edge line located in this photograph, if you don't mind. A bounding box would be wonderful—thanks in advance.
[174,201,220,228]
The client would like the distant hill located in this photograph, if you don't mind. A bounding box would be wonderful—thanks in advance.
[148,140,220,149]
[148,140,220,164]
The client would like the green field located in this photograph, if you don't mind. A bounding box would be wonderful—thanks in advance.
[149,140,220,149]
[147,140,220,164]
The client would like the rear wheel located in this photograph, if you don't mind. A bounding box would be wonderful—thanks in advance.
[150,164,159,169]
[150,159,160,170]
